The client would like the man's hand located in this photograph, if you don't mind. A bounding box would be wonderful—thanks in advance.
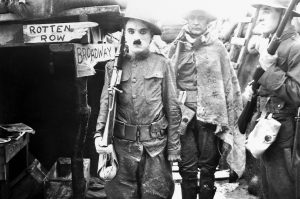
[242,83,254,102]
[94,137,113,154]
[168,154,181,162]
[256,37,277,71]
[259,52,277,71]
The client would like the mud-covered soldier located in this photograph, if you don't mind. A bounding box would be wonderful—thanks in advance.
[93,7,181,199]
[168,4,245,199]
[242,0,300,198]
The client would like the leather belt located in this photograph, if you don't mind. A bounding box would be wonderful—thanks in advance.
[114,116,168,141]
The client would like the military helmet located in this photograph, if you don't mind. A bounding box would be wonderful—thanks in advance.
[123,0,161,35]
[251,0,300,17]
[182,1,217,22]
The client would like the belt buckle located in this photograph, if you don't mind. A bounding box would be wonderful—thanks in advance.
[136,126,140,141]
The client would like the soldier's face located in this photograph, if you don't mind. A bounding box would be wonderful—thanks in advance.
[125,19,153,55]
[255,6,282,35]
[186,11,209,36]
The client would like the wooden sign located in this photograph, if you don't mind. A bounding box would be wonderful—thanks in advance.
[74,43,115,77]
[23,22,98,43]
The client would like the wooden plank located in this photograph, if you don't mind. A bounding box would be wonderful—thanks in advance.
[73,43,115,77]
[44,158,90,199]
[0,147,5,180]
[4,134,29,163]
[0,13,22,22]
[57,5,121,17]
[49,43,74,52]
[23,22,98,43]
[230,37,246,46]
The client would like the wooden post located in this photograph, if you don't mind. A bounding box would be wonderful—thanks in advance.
[72,77,91,199]
[72,15,91,199]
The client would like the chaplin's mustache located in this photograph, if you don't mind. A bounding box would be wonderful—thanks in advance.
[133,39,142,45]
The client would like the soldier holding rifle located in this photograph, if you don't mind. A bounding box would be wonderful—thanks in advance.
[93,2,181,199]
[243,0,300,198]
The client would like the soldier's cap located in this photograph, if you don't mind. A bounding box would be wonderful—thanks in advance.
[251,0,300,17]
[122,1,161,35]
[183,9,217,22]
[181,1,217,22]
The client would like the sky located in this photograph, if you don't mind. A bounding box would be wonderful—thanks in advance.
[125,0,254,23]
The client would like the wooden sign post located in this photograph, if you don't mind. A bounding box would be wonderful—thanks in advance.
[73,43,115,77]
[23,22,98,43]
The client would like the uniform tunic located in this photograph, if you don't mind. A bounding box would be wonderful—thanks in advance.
[169,32,244,198]
[257,26,300,199]
[96,52,181,199]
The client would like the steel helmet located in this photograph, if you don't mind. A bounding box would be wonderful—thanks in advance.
[251,0,300,17]
[182,0,217,22]
[123,0,161,35]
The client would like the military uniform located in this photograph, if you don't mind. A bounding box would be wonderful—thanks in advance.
[257,26,300,199]
[169,30,244,199]
[96,52,181,199]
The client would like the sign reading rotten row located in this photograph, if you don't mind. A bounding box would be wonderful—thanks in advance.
[23,22,98,43]
[74,43,115,77]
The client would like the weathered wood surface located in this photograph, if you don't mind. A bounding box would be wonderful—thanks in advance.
[0,0,126,18]
[0,134,29,180]
[44,158,90,199]
[49,43,114,78]
[74,43,115,77]
[0,6,122,47]
[23,22,98,43]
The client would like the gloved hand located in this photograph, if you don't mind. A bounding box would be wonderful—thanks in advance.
[242,83,254,102]
[94,136,113,154]
[256,37,277,71]
[168,154,181,162]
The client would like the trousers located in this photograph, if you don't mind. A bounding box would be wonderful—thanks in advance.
[179,117,220,199]
[105,138,174,199]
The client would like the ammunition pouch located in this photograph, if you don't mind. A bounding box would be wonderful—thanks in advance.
[177,90,196,135]
[178,104,195,135]
[114,116,168,141]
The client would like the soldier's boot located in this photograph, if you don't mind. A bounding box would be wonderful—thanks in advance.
[180,172,198,199]
[198,185,216,199]
[198,168,216,199]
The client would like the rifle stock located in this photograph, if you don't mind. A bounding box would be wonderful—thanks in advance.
[238,0,299,134]
[98,30,125,181]
[103,30,125,144]
[293,108,300,199]
[267,0,300,55]
[238,68,265,134]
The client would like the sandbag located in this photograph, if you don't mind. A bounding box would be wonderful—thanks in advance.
[6,0,127,18]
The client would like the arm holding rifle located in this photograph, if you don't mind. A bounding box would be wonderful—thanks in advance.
[238,0,299,134]
[94,30,125,154]
[94,61,113,154]
[242,36,277,102]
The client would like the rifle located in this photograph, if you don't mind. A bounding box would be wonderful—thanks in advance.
[97,30,125,181]
[238,0,299,134]
[293,108,300,199]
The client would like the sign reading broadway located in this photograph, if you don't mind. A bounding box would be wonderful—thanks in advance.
[23,22,98,43]
[74,43,115,77]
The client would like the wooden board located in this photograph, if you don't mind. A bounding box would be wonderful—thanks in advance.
[23,22,98,43]
[74,43,115,77]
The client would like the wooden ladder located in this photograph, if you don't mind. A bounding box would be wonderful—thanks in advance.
[229,9,259,71]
